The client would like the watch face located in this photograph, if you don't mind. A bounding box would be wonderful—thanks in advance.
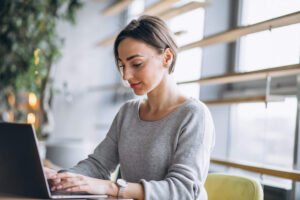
[117,179,128,187]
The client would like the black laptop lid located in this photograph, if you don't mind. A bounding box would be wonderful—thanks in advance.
[0,123,50,198]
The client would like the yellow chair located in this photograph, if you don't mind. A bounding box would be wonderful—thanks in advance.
[205,173,263,200]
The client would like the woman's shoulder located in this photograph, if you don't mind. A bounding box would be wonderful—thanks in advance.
[174,98,214,127]
[116,98,140,116]
[121,98,140,109]
[181,98,209,115]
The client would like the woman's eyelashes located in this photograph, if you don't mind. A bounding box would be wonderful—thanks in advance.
[118,62,124,69]
[132,62,143,68]
[118,61,143,69]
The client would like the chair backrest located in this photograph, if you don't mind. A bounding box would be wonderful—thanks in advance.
[205,173,263,200]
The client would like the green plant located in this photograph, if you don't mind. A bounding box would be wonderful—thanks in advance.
[0,0,83,94]
[0,0,83,138]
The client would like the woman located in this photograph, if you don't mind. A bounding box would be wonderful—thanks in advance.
[47,15,215,200]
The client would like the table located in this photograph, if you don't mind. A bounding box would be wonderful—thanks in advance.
[0,196,132,200]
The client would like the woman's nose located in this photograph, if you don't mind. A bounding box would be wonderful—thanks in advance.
[122,66,134,80]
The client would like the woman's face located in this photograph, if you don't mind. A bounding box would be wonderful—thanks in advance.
[117,37,169,96]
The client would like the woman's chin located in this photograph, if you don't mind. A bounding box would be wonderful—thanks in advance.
[132,89,146,96]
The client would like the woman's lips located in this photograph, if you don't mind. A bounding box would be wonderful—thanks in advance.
[130,82,141,89]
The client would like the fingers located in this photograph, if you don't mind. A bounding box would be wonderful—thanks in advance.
[51,176,84,192]
[50,178,62,191]
[50,172,76,191]
[56,181,84,191]
[65,184,88,193]
[50,172,78,186]
[51,176,105,195]
[59,177,82,189]
[43,167,57,179]
[50,177,61,185]
[55,172,80,179]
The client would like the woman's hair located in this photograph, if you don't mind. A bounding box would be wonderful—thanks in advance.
[113,15,178,74]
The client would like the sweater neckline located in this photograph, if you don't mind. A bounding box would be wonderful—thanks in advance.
[136,98,193,123]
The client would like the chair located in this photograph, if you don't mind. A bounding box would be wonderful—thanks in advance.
[205,173,263,200]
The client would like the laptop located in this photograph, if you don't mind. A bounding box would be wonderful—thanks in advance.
[0,122,108,199]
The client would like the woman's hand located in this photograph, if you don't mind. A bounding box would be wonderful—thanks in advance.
[43,167,57,179]
[51,172,117,195]
[43,167,60,189]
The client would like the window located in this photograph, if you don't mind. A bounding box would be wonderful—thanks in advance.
[230,98,297,169]
[239,24,300,71]
[169,8,205,98]
[127,0,144,21]
[239,0,300,71]
[228,0,300,188]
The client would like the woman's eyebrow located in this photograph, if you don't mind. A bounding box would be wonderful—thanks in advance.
[118,54,144,62]
[126,54,144,61]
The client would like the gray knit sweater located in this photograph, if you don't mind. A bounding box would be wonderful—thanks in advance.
[67,98,215,200]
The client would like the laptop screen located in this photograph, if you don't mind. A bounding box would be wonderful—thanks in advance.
[0,123,50,198]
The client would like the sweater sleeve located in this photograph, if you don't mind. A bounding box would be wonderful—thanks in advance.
[65,112,120,180]
[140,103,215,200]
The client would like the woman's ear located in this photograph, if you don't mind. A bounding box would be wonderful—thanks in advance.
[163,48,173,69]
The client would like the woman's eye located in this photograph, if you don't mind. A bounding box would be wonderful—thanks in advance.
[118,64,125,70]
[132,63,142,68]
[118,62,124,68]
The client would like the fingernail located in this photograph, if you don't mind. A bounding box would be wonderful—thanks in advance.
[57,185,62,189]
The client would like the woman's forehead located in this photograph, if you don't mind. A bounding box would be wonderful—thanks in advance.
[118,38,157,60]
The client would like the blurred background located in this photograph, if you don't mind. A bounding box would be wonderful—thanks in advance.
[1,0,300,199]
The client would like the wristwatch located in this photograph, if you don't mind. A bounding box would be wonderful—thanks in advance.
[116,178,128,198]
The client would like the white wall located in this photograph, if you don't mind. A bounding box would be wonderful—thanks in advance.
[46,0,126,167]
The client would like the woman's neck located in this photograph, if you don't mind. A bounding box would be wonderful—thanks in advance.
[145,75,187,112]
